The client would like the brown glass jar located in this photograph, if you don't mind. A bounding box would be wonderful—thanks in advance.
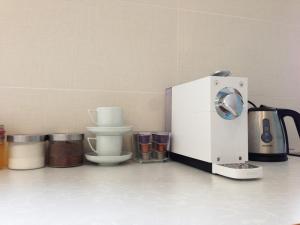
[48,133,84,168]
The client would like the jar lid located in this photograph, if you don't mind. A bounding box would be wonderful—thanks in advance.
[48,133,84,141]
[152,132,170,135]
[7,134,47,143]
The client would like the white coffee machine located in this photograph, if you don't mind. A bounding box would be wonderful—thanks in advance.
[165,71,262,179]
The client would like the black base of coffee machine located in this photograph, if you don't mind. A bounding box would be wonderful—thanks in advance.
[249,153,288,162]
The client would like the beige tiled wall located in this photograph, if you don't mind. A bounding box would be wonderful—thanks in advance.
[0,0,299,148]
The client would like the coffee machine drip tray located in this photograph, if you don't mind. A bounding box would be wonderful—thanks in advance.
[212,163,263,179]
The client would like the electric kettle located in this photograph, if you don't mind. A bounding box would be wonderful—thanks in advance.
[248,103,300,161]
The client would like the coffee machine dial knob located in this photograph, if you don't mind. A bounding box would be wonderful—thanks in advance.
[215,87,244,120]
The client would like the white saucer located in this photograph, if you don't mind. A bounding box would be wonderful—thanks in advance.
[85,152,132,166]
[86,126,132,136]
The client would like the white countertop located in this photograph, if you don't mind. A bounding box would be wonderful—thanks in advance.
[0,157,299,225]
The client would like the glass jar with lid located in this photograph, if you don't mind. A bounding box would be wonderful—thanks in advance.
[48,133,84,168]
[7,134,47,170]
[0,125,6,169]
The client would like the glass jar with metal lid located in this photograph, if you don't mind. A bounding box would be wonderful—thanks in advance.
[48,133,84,168]
[0,125,6,169]
[7,134,47,170]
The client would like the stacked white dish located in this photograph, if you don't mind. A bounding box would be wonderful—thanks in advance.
[85,106,132,165]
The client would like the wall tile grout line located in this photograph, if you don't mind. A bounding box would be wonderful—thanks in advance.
[117,0,177,11]
[0,86,164,95]
[117,0,300,29]
[179,8,300,29]
[249,95,300,101]
[175,0,180,85]
[0,87,298,100]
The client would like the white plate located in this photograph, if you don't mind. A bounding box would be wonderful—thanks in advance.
[86,126,132,136]
[85,152,132,166]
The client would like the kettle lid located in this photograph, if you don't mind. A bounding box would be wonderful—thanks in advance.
[248,105,276,112]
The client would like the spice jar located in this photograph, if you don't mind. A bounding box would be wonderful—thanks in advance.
[7,134,47,170]
[138,132,152,160]
[48,133,84,168]
[0,125,6,169]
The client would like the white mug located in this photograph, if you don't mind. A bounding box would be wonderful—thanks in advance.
[88,106,123,127]
[87,136,123,156]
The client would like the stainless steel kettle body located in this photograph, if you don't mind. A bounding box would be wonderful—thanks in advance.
[248,106,300,162]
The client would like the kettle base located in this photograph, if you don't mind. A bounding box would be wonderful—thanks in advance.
[249,153,288,162]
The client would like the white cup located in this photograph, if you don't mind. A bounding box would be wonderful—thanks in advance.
[87,136,122,156]
[88,106,123,127]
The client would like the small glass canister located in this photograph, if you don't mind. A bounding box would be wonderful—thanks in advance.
[134,131,171,163]
[0,125,6,169]
[48,133,84,168]
[7,134,47,170]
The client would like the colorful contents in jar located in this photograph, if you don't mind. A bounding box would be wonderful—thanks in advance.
[140,143,151,153]
[142,152,151,160]
[157,132,169,144]
[48,142,83,167]
[138,132,151,144]
[156,151,166,160]
[136,131,170,161]
[154,132,169,154]
[157,143,167,152]
[48,133,84,168]
[0,125,6,169]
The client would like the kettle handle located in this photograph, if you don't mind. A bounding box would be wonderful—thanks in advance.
[277,109,300,154]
